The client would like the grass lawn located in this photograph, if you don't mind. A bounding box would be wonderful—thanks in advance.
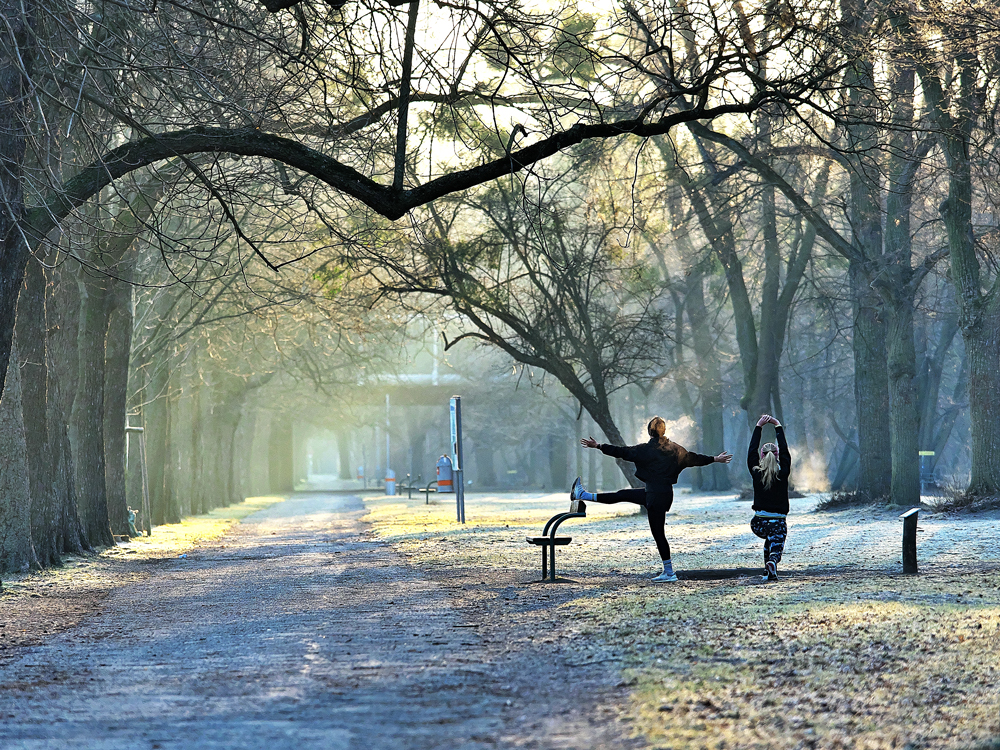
[365,489,1000,750]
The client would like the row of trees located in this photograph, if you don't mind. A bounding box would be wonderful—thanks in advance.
[1,0,997,575]
[341,0,997,505]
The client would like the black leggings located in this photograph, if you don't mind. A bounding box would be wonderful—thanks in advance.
[593,488,673,561]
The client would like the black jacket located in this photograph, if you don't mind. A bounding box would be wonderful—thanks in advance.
[599,438,715,494]
[747,425,792,514]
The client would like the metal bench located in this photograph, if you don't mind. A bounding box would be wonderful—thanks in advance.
[526,509,586,582]
[420,479,438,504]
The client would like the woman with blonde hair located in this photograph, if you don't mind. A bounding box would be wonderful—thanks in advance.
[748,414,792,582]
[572,416,733,582]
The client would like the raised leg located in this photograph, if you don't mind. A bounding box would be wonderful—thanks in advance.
[593,487,647,506]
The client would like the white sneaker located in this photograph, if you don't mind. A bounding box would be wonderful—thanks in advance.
[569,477,587,513]
[651,571,678,582]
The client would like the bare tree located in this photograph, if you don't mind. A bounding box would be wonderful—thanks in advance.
[344,175,671,484]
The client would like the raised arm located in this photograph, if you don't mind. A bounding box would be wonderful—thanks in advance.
[775,425,791,479]
[748,425,763,473]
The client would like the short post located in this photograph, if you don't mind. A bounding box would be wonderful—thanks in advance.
[900,507,919,575]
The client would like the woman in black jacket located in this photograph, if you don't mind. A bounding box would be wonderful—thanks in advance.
[572,416,733,582]
[748,414,792,582]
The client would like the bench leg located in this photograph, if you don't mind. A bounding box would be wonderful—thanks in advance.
[550,545,556,582]
[541,546,548,580]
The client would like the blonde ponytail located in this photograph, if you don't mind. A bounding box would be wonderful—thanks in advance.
[647,416,671,452]
[754,444,780,488]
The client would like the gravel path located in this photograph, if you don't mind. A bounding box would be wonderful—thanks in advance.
[0,494,640,750]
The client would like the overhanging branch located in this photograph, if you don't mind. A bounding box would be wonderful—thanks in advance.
[27,93,781,242]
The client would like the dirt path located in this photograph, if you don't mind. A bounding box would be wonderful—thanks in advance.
[0,494,640,750]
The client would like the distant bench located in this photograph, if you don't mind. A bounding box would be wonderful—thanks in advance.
[526,509,586,582]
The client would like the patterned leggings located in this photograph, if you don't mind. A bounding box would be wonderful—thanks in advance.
[750,516,787,566]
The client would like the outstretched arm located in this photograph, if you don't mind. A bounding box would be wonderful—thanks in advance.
[581,437,639,462]
[680,447,731,468]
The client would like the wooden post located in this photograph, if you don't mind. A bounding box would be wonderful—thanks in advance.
[899,508,919,574]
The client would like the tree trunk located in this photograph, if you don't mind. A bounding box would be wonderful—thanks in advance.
[145,352,177,524]
[15,256,60,566]
[906,20,1000,496]
[269,417,294,493]
[249,414,272,496]
[941,124,1000,497]
[850,263,892,499]
[44,262,80,434]
[0,341,38,573]
[189,377,208,515]
[916,312,960,461]
[886,295,920,503]
[549,432,568,491]
[962,306,1000,496]
[930,356,967,469]
[749,120,782,423]
[55,421,89,555]
[830,431,860,492]
[586,398,641,488]
[232,410,257,503]
[0,1,37,407]
[47,365,88,555]
[338,429,353,480]
[169,357,197,518]
[586,414,598,491]
[222,412,242,504]
[103,292,133,535]
[197,403,224,510]
[880,64,923,506]
[475,441,496,487]
[685,272,729,490]
[69,269,115,547]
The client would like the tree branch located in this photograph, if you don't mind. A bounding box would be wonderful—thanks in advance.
[688,121,861,264]
[27,92,782,243]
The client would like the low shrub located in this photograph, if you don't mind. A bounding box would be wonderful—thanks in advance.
[814,491,883,511]
[928,489,1000,513]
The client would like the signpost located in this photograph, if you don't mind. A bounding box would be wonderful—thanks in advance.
[918,450,935,493]
[125,419,152,537]
[450,396,465,523]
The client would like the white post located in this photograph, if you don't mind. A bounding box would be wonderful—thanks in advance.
[385,393,391,492]
[450,395,465,523]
